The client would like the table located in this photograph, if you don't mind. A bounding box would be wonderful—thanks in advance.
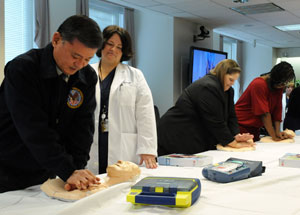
[1,137,300,215]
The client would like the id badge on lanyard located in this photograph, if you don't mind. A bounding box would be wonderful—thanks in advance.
[101,105,109,132]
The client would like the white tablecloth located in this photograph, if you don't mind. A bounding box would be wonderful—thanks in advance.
[1,137,300,215]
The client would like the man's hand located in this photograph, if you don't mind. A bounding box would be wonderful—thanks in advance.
[139,154,157,169]
[227,139,256,149]
[64,169,100,191]
[235,133,254,142]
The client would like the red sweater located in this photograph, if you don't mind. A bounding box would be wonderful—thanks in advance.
[235,77,283,128]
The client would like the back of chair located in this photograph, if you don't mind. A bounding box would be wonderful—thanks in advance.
[154,105,160,125]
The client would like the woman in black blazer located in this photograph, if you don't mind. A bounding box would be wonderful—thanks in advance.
[158,59,254,155]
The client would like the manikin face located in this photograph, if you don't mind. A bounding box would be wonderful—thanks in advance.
[101,33,123,66]
[52,32,97,75]
[107,160,141,178]
[223,73,240,91]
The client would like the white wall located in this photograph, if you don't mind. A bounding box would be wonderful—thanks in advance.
[212,32,221,51]
[134,10,173,115]
[49,0,76,36]
[134,11,215,114]
[173,18,213,102]
[276,47,300,81]
[277,47,300,58]
[280,57,300,80]
[0,0,4,84]
[241,43,273,91]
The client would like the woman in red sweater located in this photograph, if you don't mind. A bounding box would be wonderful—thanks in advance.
[235,62,295,142]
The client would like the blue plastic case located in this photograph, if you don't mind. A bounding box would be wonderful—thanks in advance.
[202,160,250,183]
[127,176,201,208]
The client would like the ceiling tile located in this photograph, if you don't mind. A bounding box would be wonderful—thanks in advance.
[122,0,161,7]
[167,0,212,13]
[153,0,189,4]
[147,5,182,14]
[248,11,300,26]
[211,0,270,8]
[275,0,300,11]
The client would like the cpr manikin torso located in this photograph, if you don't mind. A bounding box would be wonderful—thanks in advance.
[41,160,141,201]
[216,139,255,152]
[260,129,296,143]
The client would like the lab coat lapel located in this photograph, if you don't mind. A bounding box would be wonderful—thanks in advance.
[110,63,125,93]
[91,62,101,116]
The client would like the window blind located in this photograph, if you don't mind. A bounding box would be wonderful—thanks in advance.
[5,0,35,63]
[89,0,124,64]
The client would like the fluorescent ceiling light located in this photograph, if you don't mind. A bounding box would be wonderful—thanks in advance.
[275,24,300,31]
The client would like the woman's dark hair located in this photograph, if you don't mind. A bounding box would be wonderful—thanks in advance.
[57,15,103,49]
[96,25,133,62]
[268,61,295,89]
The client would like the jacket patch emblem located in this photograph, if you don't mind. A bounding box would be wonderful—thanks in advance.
[67,87,83,109]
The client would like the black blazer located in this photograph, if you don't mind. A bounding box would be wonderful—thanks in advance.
[158,74,239,156]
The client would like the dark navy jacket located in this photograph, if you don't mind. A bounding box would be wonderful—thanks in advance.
[0,44,97,191]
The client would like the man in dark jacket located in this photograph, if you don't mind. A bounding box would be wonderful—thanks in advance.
[0,15,102,193]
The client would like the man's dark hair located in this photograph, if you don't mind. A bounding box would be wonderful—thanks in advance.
[96,25,133,62]
[268,61,295,89]
[57,15,102,49]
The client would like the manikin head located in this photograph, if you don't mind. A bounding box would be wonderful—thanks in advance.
[106,160,141,180]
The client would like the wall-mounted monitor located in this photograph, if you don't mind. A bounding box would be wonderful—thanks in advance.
[189,46,227,83]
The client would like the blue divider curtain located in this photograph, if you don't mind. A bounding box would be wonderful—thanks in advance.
[34,0,89,48]
[124,7,135,67]
[76,0,89,16]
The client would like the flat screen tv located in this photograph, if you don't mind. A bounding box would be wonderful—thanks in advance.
[189,46,227,83]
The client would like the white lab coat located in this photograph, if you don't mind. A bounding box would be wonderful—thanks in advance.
[281,92,287,131]
[87,62,157,174]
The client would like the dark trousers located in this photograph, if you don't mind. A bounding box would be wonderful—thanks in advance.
[98,132,108,174]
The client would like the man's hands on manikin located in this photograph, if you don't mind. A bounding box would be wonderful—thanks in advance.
[227,133,256,148]
[235,133,254,142]
[64,169,100,191]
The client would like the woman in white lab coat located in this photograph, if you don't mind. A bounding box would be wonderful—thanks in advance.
[88,25,157,174]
